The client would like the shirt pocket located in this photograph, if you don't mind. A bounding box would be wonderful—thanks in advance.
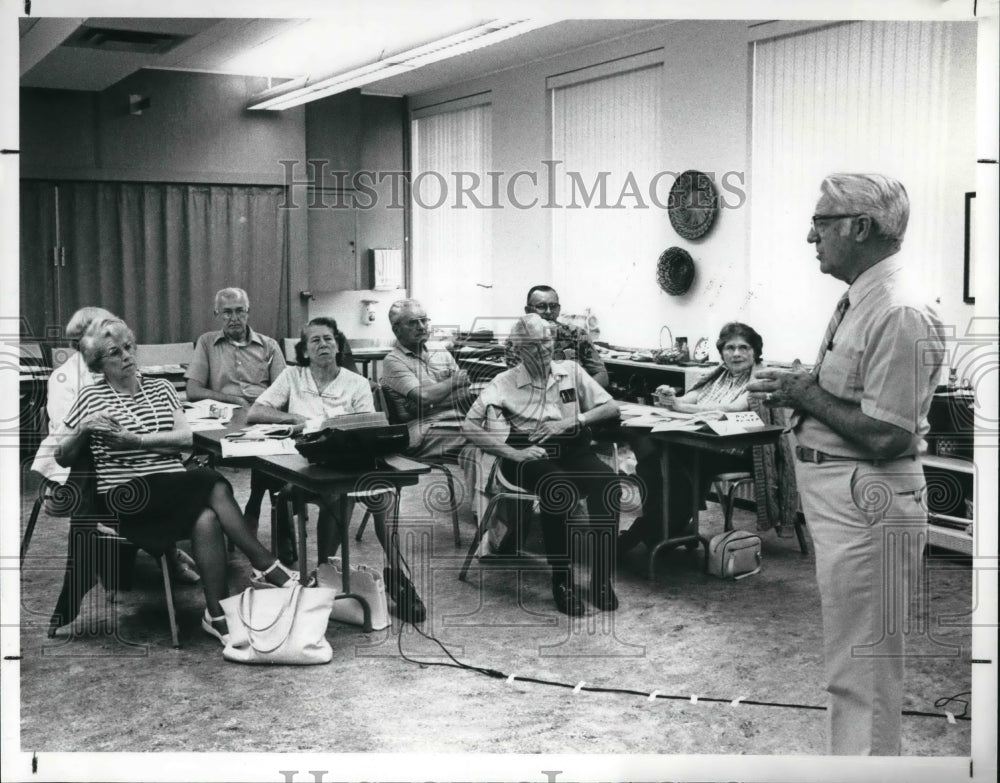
[818,348,861,401]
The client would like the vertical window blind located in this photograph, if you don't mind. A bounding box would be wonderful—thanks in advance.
[549,56,664,347]
[410,98,492,332]
[750,21,957,359]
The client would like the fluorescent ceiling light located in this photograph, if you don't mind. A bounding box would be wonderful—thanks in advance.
[247,18,552,110]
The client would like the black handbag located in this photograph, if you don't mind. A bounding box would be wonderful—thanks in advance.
[295,423,410,470]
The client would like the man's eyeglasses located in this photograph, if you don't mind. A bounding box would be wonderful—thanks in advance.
[219,307,248,319]
[403,317,430,329]
[810,213,864,231]
[529,302,561,313]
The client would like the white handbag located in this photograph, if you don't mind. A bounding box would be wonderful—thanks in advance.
[318,557,390,631]
[707,530,763,580]
[220,584,336,665]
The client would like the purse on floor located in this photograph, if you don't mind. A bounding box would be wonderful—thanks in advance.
[220,583,336,665]
[707,530,763,580]
[317,557,390,631]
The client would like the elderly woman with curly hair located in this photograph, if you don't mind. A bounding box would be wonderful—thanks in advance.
[620,321,767,554]
[247,316,426,624]
[55,317,297,646]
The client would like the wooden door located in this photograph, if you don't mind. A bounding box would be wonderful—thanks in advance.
[307,188,358,291]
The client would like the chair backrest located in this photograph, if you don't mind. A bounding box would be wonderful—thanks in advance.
[283,338,298,364]
[370,381,388,415]
[379,383,410,425]
[137,342,194,366]
[49,345,79,370]
[20,341,46,367]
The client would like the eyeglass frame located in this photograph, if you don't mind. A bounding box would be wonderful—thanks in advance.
[217,306,249,319]
[528,302,561,313]
[810,213,865,232]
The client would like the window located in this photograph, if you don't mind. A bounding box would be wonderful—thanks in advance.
[750,21,969,359]
[410,96,492,331]
[549,52,664,347]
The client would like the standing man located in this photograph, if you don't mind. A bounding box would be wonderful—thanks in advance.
[382,298,472,460]
[749,174,944,755]
[505,285,609,388]
[186,288,290,555]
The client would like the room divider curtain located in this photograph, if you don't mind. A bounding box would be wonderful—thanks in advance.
[19,181,290,344]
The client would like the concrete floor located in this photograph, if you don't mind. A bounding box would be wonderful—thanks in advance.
[13,464,974,777]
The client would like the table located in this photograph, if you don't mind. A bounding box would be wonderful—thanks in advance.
[642,424,785,579]
[192,415,430,631]
[351,347,392,383]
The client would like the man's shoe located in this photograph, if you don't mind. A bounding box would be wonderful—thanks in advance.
[384,567,427,624]
[589,579,619,611]
[552,580,586,617]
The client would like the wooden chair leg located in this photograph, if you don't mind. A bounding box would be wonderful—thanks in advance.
[21,497,44,566]
[431,464,461,547]
[794,516,809,555]
[158,554,181,648]
[356,510,372,542]
[459,494,507,582]
[724,483,739,531]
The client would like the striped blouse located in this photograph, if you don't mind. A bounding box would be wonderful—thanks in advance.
[692,367,753,409]
[62,376,186,493]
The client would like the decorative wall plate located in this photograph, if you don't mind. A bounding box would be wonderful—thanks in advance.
[656,247,695,296]
[668,170,719,240]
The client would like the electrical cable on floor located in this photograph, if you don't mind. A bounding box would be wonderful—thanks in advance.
[393,616,971,722]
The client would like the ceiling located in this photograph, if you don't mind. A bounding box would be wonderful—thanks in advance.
[19,16,670,102]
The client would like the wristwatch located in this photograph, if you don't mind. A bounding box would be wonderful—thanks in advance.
[577,412,587,427]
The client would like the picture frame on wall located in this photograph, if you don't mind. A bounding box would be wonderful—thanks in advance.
[963,191,976,305]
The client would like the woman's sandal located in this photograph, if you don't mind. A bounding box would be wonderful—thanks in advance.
[251,560,300,588]
[201,609,230,646]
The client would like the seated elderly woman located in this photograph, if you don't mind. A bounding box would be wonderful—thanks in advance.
[619,321,766,553]
[462,314,622,616]
[247,316,426,624]
[32,307,200,585]
[55,317,296,646]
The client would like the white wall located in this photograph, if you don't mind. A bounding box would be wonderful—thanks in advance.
[308,289,406,344]
[409,19,978,360]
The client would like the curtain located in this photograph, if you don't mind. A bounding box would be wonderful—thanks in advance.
[749,21,958,359]
[550,60,663,347]
[411,101,492,333]
[19,181,290,344]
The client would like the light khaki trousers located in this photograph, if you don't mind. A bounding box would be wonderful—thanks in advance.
[795,457,928,755]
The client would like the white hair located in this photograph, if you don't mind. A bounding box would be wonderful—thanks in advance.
[821,174,909,247]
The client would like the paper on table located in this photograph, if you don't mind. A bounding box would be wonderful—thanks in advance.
[188,419,226,431]
[650,411,765,435]
[184,399,240,424]
[221,438,299,459]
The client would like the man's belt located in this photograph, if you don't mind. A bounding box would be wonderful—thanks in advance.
[795,446,916,465]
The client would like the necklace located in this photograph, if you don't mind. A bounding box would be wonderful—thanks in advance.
[106,380,156,432]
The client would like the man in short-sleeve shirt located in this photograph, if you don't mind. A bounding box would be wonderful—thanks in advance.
[186,287,291,558]
[464,314,621,617]
[186,288,286,405]
[750,174,944,755]
[503,285,608,388]
[381,299,471,460]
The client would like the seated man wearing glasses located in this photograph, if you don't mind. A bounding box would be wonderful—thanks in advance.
[186,287,292,559]
[381,298,473,460]
[504,285,609,388]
